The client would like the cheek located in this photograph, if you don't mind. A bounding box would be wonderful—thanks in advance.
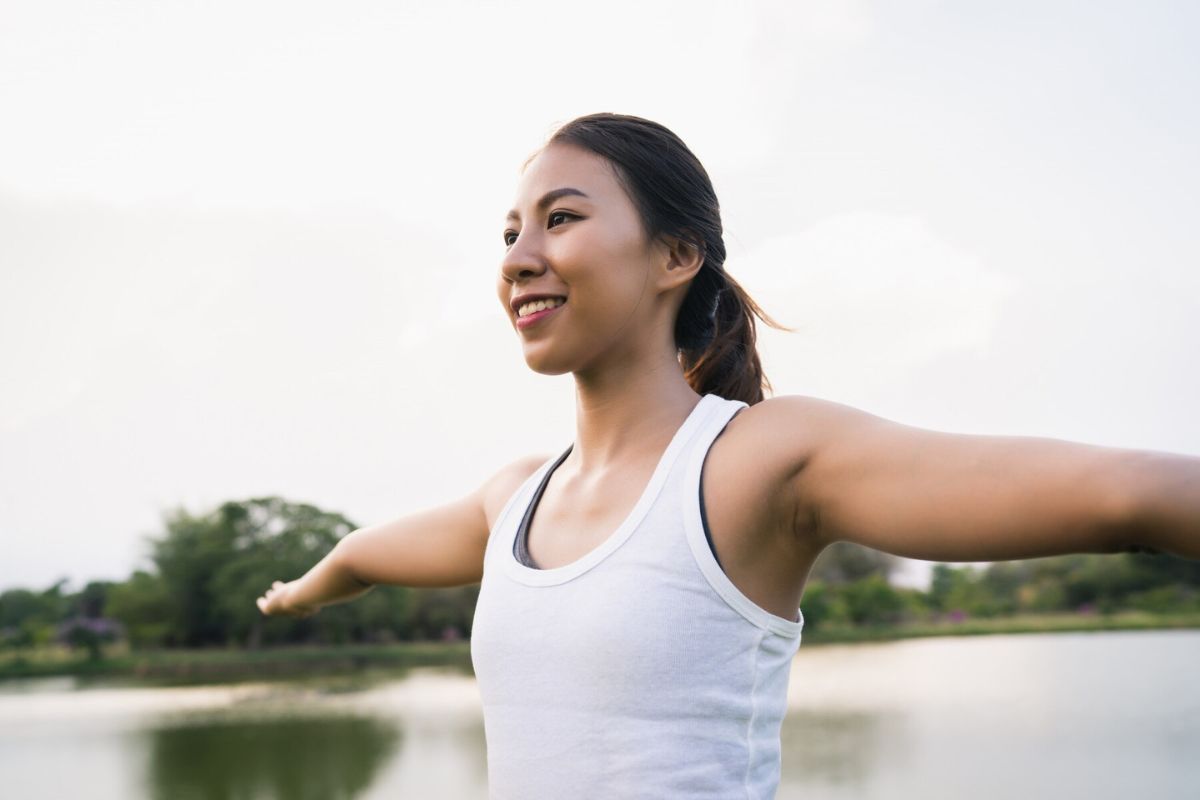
[573,230,648,294]
[495,275,512,312]
[599,245,653,309]
[569,269,645,325]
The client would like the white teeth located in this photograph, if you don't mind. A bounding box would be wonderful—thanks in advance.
[517,297,565,318]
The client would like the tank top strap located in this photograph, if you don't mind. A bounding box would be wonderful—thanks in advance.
[665,393,749,498]
[677,394,806,636]
[489,393,727,585]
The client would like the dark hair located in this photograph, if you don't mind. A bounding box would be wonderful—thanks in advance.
[540,112,792,405]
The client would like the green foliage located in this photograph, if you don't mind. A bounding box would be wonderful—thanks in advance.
[1,581,72,650]
[798,581,837,632]
[112,495,475,648]
[930,552,1200,618]
[401,586,479,641]
[1,588,53,630]
[934,565,1006,618]
[312,584,412,645]
[152,497,360,647]
[149,505,242,646]
[74,581,113,619]
[897,586,933,618]
[810,541,899,585]
[3,495,491,652]
[798,548,1200,636]
[59,618,121,661]
[7,495,1200,654]
[0,579,69,629]
[977,562,1026,615]
[1125,585,1200,614]
[106,570,172,648]
[840,575,907,626]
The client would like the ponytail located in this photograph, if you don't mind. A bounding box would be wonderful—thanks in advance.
[677,268,793,406]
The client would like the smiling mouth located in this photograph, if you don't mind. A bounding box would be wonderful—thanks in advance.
[515,299,566,329]
[516,296,567,318]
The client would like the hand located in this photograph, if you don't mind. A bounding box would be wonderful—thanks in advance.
[256,580,320,618]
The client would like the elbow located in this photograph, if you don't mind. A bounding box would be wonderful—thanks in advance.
[1106,511,1162,556]
[1101,450,1178,557]
[1106,482,1144,554]
[334,531,375,588]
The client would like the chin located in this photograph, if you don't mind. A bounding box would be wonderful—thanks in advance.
[520,345,577,377]
[522,356,575,377]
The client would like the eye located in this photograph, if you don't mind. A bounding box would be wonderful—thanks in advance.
[501,211,576,248]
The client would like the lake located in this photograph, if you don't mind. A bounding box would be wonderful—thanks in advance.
[1,630,1197,799]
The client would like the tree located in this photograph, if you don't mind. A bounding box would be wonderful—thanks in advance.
[840,575,907,626]
[0,579,71,648]
[74,580,115,619]
[56,617,124,661]
[107,570,172,648]
[929,564,998,617]
[151,497,359,647]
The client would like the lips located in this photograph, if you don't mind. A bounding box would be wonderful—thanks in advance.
[515,299,566,330]
[510,293,567,315]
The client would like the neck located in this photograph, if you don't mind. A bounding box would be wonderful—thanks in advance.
[567,350,702,476]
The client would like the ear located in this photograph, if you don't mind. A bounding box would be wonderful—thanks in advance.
[654,231,705,293]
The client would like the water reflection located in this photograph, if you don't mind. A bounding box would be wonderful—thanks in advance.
[1,632,1196,799]
[143,713,399,800]
[780,707,911,789]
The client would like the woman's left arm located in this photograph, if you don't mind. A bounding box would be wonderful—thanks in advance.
[759,395,1200,561]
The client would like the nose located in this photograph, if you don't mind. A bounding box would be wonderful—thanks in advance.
[499,230,548,286]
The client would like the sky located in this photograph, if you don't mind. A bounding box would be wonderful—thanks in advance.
[2,0,1197,593]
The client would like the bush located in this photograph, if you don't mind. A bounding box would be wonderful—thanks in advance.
[841,576,906,626]
[799,581,833,631]
[1126,585,1200,615]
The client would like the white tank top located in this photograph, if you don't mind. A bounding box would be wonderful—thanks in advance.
[470,393,804,799]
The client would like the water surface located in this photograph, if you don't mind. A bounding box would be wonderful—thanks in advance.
[1,630,1196,799]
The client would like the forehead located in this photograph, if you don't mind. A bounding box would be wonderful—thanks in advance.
[508,142,625,213]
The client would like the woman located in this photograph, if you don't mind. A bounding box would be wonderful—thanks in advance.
[257,112,1199,798]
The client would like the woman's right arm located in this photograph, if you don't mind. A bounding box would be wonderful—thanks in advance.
[257,453,548,617]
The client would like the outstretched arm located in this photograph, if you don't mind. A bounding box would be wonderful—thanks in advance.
[257,453,549,617]
[757,395,1200,561]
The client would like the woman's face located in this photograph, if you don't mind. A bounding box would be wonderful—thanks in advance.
[498,141,673,376]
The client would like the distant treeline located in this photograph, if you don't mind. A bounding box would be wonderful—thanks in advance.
[3,497,1199,658]
[803,543,1200,630]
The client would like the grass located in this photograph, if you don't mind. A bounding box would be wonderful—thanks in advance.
[4,612,1200,683]
[801,610,1200,644]
[0,640,474,685]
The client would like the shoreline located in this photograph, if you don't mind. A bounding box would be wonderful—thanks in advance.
[4,612,1199,684]
[799,610,1200,645]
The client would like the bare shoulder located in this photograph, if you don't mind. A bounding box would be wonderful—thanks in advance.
[712,394,872,535]
[748,393,880,429]
[737,393,890,457]
[719,393,849,467]
[476,452,554,532]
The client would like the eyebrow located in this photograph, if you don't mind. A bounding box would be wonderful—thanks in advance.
[506,187,590,223]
